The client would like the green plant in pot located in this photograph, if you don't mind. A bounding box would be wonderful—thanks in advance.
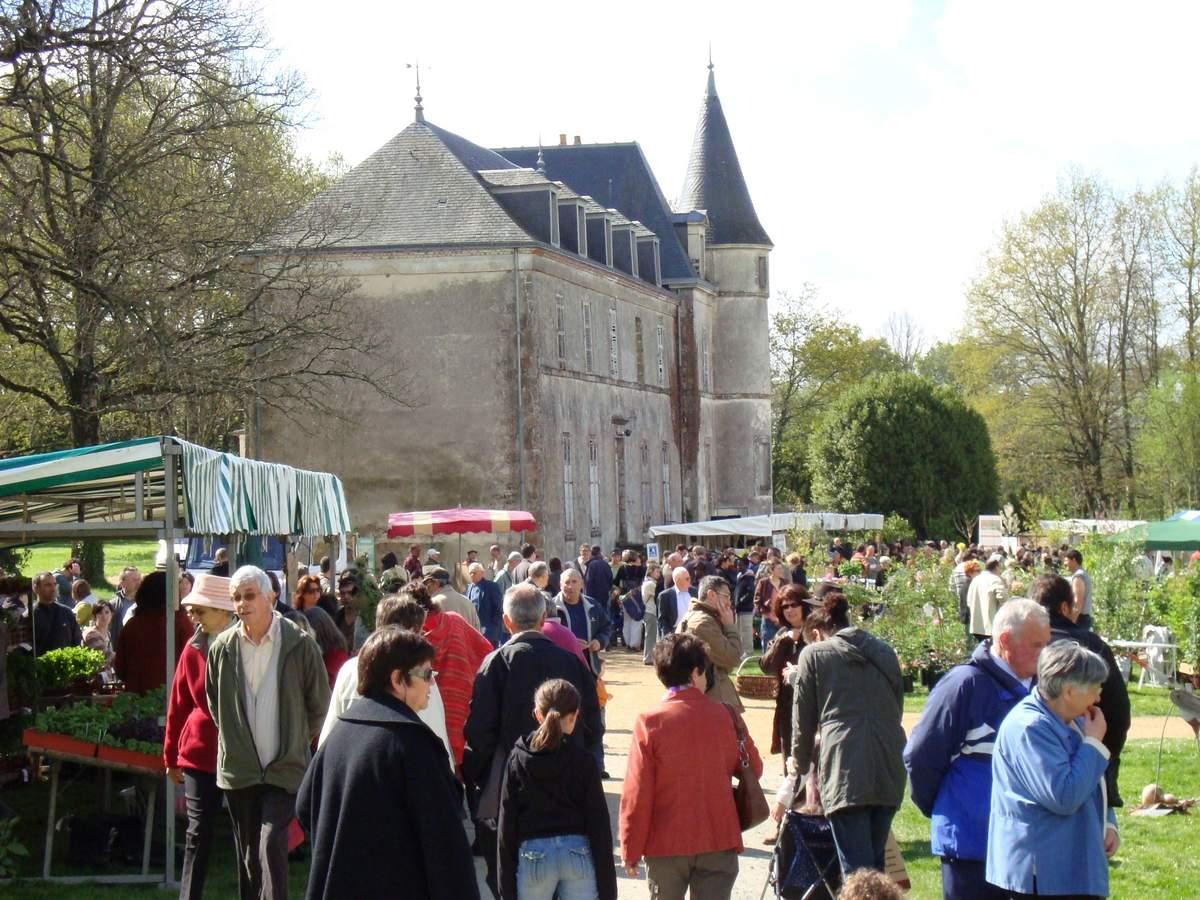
[35,647,106,694]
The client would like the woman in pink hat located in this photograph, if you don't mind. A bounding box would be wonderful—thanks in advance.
[164,572,235,900]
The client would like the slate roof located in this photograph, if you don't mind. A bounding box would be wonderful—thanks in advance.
[495,143,697,282]
[278,120,534,250]
[675,67,772,246]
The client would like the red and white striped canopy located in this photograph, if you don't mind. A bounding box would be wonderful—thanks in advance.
[386,508,537,538]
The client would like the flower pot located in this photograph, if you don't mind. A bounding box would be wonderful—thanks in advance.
[96,744,164,773]
[22,728,98,759]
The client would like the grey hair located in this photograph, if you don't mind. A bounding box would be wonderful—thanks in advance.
[992,598,1048,639]
[560,568,582,585]
[528,560,549,580]
[1037,642,1109,700]
[672,566,691,587]
[698,574,728,598]
[230,565,272,598]
[504,582,546,632]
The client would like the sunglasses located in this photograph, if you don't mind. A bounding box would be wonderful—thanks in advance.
[410,667,437,682]
[781,602,803,610]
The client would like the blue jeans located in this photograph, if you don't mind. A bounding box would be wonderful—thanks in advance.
[826,805,896,876]
[760,618,779,648]
[516,834,598,900]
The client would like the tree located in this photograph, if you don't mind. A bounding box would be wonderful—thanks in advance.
[968,172,1126,515]
[769,288,903,504]
[1161,168,1200,368]
[0,0,401,452]
[807,372,998,538]
[1136,373,1200,516]
[884,311,924,370]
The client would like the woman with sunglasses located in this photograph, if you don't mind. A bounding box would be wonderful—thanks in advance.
[760,583,812,776]
[299,626,479,899]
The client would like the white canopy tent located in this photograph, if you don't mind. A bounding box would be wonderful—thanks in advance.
[647,511,885,540]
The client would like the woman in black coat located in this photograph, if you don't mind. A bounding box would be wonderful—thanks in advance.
[759,583,812,775]
[298,626,479,900]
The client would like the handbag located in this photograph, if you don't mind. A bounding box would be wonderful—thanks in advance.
[722,702,769,831]
[621,590,646,622]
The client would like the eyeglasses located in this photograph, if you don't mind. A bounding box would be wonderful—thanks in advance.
[303,586,320,594]
[781,602,803,610]
[410,668,437,682]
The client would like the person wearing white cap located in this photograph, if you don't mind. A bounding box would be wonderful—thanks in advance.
[966,554,1009,643]
[165,573,235,900]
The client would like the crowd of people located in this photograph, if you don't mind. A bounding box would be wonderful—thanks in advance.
[0,532,1141,899]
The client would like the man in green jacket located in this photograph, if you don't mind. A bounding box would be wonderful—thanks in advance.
[206,565,330,900]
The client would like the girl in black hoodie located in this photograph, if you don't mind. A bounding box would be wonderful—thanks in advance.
[497,678,617,900]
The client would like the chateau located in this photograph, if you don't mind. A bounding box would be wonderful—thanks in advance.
[258,65,773,560]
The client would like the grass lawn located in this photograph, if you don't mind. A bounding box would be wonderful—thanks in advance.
[18,541,160,598]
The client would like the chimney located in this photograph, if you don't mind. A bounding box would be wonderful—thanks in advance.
[559,133,567,146]
[573,135,582,145]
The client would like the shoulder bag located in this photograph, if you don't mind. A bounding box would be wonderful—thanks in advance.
[722,702,769,831]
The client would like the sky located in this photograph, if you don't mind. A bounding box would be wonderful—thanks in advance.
[255,0,1200,343]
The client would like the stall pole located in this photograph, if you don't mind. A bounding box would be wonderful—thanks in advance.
[162,438,181,886]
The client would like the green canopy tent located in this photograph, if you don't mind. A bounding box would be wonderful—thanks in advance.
[1106,510,1200,551]
[0,436,351,885]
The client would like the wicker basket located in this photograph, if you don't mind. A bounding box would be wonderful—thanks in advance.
[734,656,779,700]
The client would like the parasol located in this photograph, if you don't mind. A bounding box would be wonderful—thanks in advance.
[386,508,536,538]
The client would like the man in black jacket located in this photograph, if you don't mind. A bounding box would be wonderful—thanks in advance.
[464,582,602,898]
[32,572,80,655]
[1030,574,1131,806]
[655,566,697,637]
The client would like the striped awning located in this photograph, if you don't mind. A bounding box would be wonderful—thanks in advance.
[0,436,351,540]
[386,508,536,538]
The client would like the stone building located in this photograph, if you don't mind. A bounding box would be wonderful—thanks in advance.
[257,64,773,561]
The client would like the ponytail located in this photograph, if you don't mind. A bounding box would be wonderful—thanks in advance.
[529,678,581,752]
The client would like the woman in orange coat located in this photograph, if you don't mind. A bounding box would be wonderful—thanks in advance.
[619,633,762,900]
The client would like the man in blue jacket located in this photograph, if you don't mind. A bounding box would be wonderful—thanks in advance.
[467,562,506,647]
[903,598,1050,900]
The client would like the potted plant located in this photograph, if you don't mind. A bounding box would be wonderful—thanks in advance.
[35,647,106,699]
[24,701,110,758]
[96,688,165,772]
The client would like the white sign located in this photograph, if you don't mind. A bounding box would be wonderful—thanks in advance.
[644,542,660,561]
[772,532,788,553]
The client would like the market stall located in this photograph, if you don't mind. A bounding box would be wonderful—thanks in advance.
[386,508,537,584]
[0,436,351,885]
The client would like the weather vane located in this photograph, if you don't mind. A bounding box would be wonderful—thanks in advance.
[405,62,429,122]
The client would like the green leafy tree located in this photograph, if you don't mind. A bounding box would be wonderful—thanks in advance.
[807,373,999,538]
[1136,372,1200,516]
[770,288,903,504]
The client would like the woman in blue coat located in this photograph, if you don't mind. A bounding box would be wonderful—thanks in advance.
[986,641,1118,898]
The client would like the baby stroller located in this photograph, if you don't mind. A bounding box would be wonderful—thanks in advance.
[762,811,842,900]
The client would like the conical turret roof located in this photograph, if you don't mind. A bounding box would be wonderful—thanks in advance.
[676,65,771,246]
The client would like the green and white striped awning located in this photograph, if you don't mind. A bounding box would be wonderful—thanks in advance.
[0,436,350,543]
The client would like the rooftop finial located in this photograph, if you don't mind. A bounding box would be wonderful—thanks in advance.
[708,42,713,71]
[535,144,546,176]
[706,45,716,95]
[406,62,425,123]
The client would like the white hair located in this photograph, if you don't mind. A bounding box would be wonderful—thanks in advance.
[672,566,691,587]
[992,597,1048,639]
[504,582,546,632]
[230,565,272,597]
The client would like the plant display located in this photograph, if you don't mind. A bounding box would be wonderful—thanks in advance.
[868,555,968,678]
[0,816,29,879]
[35,647,106,691]
[32,687,165,756]
[346,554,383,631]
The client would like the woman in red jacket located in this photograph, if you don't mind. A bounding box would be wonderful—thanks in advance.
[619,633,763,900]
[112,571,194,694]
[164,573,234,900]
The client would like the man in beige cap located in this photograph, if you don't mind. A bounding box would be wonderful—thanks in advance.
[422,566,481,632]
